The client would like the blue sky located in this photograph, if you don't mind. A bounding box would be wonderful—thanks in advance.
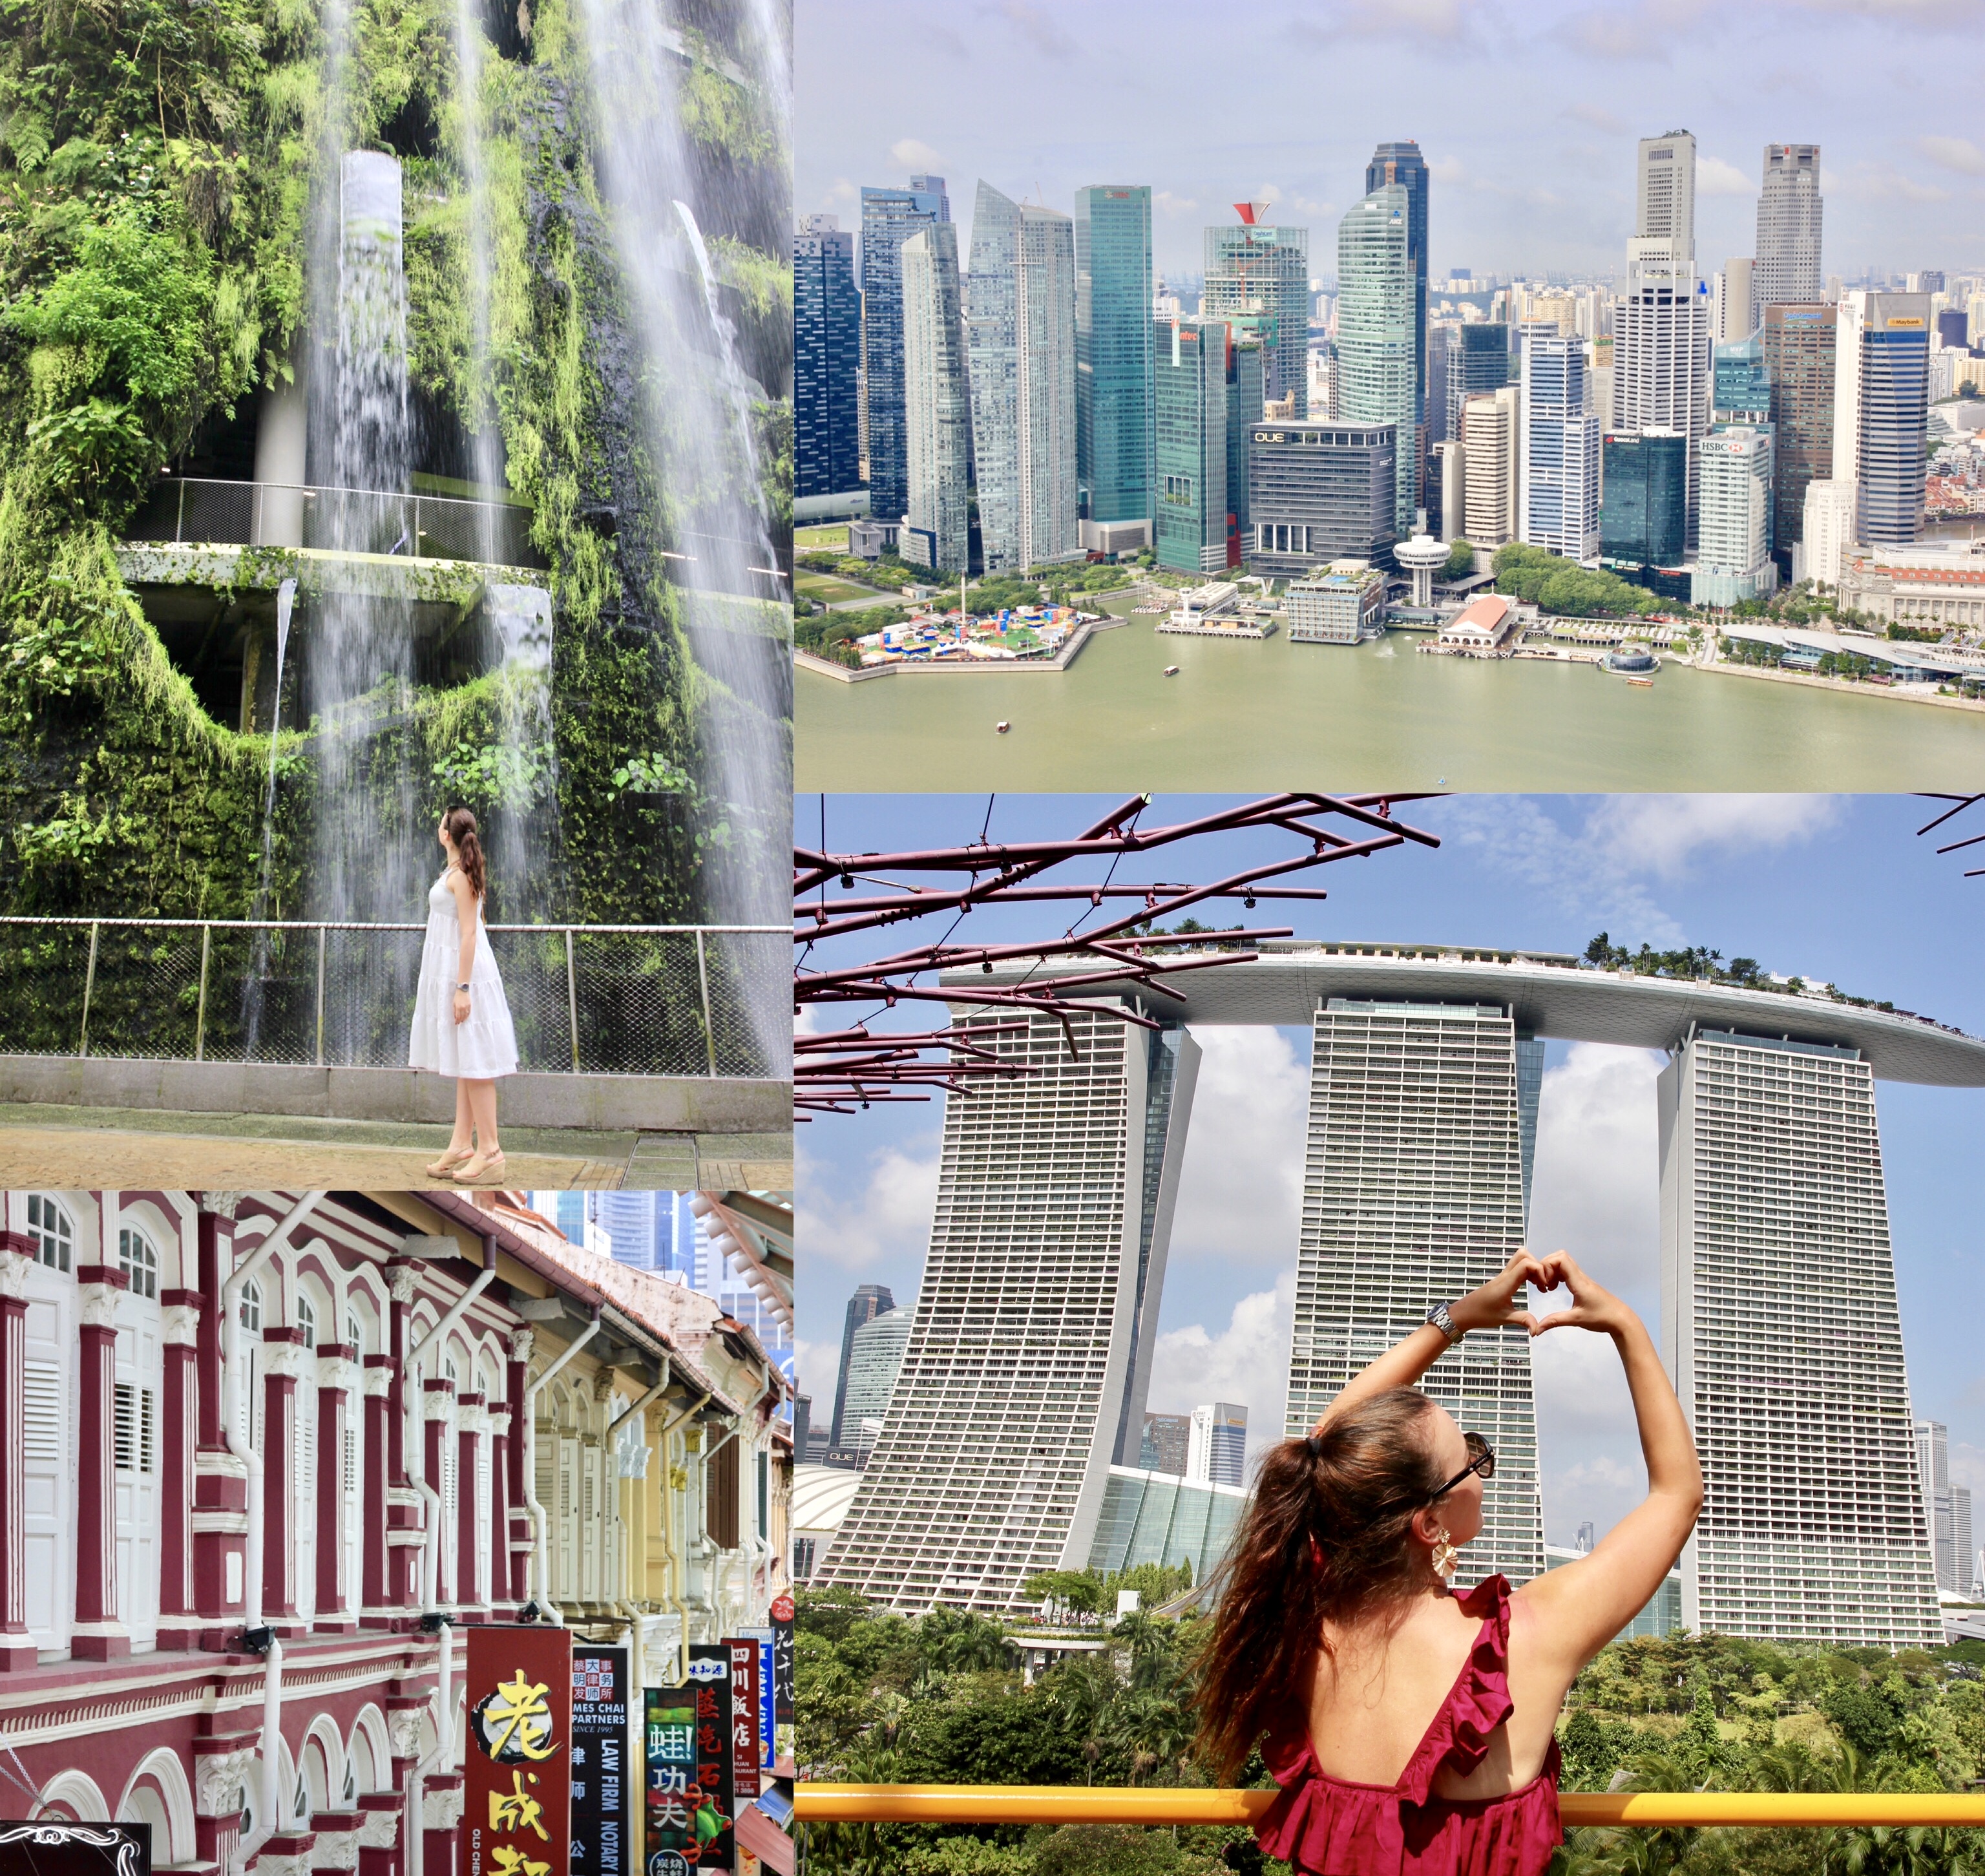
[797,0,1985,282]
[797,792,1985,1550]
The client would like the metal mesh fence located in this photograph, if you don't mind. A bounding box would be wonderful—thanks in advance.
[123,479,538,567]
[0,920,780,1077]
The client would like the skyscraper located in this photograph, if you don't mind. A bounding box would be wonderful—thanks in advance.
[860,177,949,526]
[1600,431,1688,576]
[1140,1411,1191,1475]
[1712,335,1771,423]
[1203,207,1310,417]
[1366,141,1431,419]
[1245,418,1397,576]
[819,1011,1201,1611]
[1661,1028,1940,1645]
[1074,185,1155,530]
[794,214,860,500]
[1519,333,1599,560]
[1833,290,1930,548]
[1446,322,1514,448]
[1754,144,1823,309]
[841,1306,915,1461]
[1714,258,1754,344]
[1761,303,1836,573]
[1617,131,1712,547]
[1287,1000,1546,1589]
[1337,184,1418,538]
[1154,317,1255,574]
[1462,386,1520,547]
[1692,424,1777,607]
[830,1283,895,1454]
[899,222,970,572]
[1187,1402,1248,1488]
[967,184,1080,573]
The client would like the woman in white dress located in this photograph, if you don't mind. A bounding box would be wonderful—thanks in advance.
[410,806,520,1183]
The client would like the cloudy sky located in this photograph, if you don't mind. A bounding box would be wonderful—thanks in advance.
[797,792,1985,1550]
[797,0,1985,282]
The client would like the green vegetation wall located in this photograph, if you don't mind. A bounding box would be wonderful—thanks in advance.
[0,0,791,925]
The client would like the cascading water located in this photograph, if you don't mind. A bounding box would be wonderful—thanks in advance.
[574,0,792,1071]
[240,576,298,1054]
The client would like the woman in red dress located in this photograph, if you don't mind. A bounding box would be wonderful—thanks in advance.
[1196,1249,1702,1876]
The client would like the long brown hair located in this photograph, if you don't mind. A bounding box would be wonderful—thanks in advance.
[443,805,487,902]
[1192,1387,1447,1782]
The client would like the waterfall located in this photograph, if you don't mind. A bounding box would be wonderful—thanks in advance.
[576,0,792,1070]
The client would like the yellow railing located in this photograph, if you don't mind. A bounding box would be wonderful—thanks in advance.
[795,1783,1985,1828]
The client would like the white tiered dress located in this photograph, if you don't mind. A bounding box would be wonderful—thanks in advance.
[407,869,520,1079]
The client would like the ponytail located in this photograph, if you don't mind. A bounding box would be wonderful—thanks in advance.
[1191,1387,1446,1783]
[444,805,487,902]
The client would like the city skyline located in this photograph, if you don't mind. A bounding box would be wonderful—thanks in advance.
[795,794,1985,1562]
[799,1,1985,282]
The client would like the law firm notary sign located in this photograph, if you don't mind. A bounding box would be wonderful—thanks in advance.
[571,1645,632,1876]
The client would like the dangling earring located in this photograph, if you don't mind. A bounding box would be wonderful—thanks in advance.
[1430,1525,1459,1583]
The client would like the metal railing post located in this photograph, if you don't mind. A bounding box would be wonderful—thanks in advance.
[175,477,187,543]
[315,925,328,1066]
[695,930,717,1077]
[565,929,581,1073]
[78,920,100,1058]
[194,924,212,1060]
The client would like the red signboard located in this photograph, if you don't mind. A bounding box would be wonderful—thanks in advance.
[725,1639,760,1800]
[463,1623,574,1876]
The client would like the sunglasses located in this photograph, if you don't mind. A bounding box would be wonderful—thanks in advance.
[1427,1432,1496,1504]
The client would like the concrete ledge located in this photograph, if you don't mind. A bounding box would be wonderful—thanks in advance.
[0,1056,788,1133]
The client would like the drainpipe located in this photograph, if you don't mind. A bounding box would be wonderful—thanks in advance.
[523,1311,602,1621]
[220,1192,324,1850]
[653,1390,710,1681]
[403,1617,454,1876]
[605,1361,671,1619]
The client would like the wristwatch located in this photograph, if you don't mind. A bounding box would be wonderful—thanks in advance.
[457,982,471,992]
[1425,1302,1465,1345]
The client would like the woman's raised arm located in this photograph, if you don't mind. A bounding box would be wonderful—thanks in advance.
[1314,1249,1548,1433]
[1513,1251,1703,1675]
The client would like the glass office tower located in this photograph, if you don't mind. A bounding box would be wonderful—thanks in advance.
[1203,215,1310,417]
[1600,430,1688,574]
[1712,335,1771,423]
[1075,185,1155,527]
[1761,304,1835,573]
[860,176,949,523]
[793,215,859,500]
[1336,185,1418,539]
[1834,291,1930,548]
[1366,142,1431,418]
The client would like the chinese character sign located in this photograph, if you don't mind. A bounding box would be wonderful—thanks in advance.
[724,1639,759,1800]
[644,1647,735,1875]
[770,1595,795,1761]
[571,1646,630,1876]
[463,1625,574,1876]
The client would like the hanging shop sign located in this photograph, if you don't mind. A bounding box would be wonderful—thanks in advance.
[724,1638,761,1801]
[463,1623,574,1876]
[734,1627,775,1772]
[644,1645,735,1874]
[770,1595,795,1761]
[571,1645,631,1876]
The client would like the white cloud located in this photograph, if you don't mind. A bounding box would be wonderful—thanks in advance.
[1166,1026,1308,1272]
[1919,135,1985,176]
[1155,190,1201,218]
[1697,156,1755,196]
[1564,101,1627,134]
[795,1133,941,1274]
[1443,794,1840,943]
[1528,1042,1665,1300]
[987,0,1076,56]
[1145,1271,1296,1453]
[1429,156,1467,185]
[1952,1442,1985,1496]
[889,138,945,173]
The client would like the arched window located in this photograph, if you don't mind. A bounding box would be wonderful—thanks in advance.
[345,1309,364,1357]
[26,1194,72,1272]
[297,1294,317,1351]
[240,1279,262,1333]
[118,1227,158,1302]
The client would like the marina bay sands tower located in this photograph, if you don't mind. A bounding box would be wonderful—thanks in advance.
[821,943,1976,1641]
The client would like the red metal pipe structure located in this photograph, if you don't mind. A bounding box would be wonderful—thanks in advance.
[1918,792,1985,875]
[795,793,1442,1114]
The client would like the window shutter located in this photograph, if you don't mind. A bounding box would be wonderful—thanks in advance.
[115,1383,138,1472]
[142,1387,156,1475]
[24,1362,61,1463]
[343,1424,359,1495]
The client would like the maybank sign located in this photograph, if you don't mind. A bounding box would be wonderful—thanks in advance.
[1884,315,1926,328]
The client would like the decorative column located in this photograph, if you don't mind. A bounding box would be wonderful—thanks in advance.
[505,1330,532,1605]
[261,1325,306,1630]
[361,1357,394,1626]
[385,1265,422,1613]
[355,1791,403,1876]
[0,1246,34,1669]
[192,1194,247,1648]
[191,1734,257,1875]
[423,1378,455,1607]
[156,1287,204,1649]
[487,1398,510,1619]
[317,1341,359,1631]
[456,1395,483,1618]
[72,1261,129,1660]
[386,1697,425,1876]
[421,1776,464,1876]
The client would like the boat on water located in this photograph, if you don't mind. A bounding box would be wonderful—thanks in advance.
[1163,666,1180,677]
[995,721,1011,733]
[1626,674,1654,687]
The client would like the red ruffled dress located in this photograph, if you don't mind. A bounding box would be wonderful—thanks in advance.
[1254,1576,1562,1876]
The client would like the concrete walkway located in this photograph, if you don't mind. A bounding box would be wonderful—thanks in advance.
[0,1103,792,1192]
